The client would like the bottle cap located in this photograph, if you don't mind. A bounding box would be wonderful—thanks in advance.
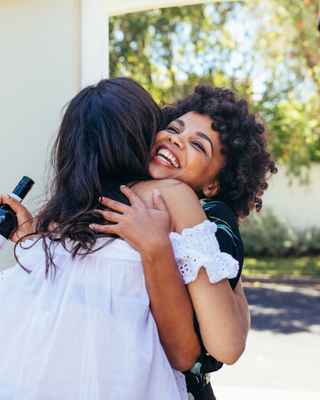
[12,176,35,200]
[18,176,35,192]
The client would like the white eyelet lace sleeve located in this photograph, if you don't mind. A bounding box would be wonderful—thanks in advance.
[169,220,239,285]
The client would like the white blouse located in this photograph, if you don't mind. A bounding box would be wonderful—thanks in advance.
[0,220,238,400]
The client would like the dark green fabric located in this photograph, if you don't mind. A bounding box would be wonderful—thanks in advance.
[185,199,244,398]
[201,198,243,290]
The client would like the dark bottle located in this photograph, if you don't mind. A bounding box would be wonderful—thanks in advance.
[0,176,35,253]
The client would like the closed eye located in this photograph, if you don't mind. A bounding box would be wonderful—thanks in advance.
[167,126,180,134]
[193,141,206,154]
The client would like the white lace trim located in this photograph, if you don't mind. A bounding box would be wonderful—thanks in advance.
[170,220,239,285]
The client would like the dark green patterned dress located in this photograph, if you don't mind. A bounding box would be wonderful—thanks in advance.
[185,198,244,400]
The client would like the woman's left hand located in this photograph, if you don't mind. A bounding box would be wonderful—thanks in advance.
[89,186,171,256]
[0,193,34,242]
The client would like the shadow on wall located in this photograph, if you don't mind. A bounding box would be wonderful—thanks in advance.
[244,285,320,334]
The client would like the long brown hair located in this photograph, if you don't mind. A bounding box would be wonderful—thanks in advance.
[17,77,163,277]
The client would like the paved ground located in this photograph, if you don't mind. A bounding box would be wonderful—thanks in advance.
[210,282,320,400]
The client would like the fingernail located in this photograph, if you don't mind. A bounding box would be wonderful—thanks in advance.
[89,224,94,229]
[120,185,126,188]
[154,189,161,196]
[99,197,104,202]
[1,193,9,199]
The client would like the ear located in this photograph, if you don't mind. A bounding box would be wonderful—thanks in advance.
[203,180,220,198]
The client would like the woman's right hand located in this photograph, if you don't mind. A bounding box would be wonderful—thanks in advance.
[0,194,34,242]
[90,185,202,371]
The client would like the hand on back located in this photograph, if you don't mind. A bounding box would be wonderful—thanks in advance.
[90,185,171,256]
[89,179,207,254]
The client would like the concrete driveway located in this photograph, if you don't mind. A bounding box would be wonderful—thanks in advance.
[210,282,320,400]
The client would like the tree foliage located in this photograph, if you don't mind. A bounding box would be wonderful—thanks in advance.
[109,0,320,180]
[248,0,320,182]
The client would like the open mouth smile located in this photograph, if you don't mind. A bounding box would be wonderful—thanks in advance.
[155,147,180,168]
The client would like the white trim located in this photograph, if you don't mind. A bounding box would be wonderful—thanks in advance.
[101,5,110,80]
[100,0,225,16]
[10,193,22,202]
[81,0,234,87]
[81,0,102,87]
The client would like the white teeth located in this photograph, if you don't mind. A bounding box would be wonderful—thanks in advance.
[157,148,179,168]
[157,155,171,165]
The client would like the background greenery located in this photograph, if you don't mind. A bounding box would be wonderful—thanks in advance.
[240,209,320,276]
[109,0,320,182]
[240,208,320,257]
[109,1,320,275]
[242,256,320,276]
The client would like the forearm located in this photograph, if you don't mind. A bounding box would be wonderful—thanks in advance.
[141,238,201,371]
[187,269,249,365]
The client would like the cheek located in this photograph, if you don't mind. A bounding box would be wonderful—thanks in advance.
[150,131,166,154]
[154,130,167,143]
[214,155,225,176]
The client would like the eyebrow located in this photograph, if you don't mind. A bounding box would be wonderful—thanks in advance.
[175,119,185,127]
[174,119,214,155]
[196,132,214,155]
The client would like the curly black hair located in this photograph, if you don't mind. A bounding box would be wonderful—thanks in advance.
[162,84,277,224]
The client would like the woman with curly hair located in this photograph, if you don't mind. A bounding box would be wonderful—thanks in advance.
[161,84,277,222]
[91,84,277,400]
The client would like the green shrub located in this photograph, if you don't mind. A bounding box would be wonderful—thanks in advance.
[296,228,320,256]
[240,208,320,257]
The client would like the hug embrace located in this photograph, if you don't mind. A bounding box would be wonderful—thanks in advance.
[0,77,276,400]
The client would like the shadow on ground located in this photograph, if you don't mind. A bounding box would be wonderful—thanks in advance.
[243,285,320,334]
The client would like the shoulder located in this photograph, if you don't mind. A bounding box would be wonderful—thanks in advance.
[201,199,238,231]
[201,198,243,260]
[135,180,206,234]
[200,199,244,290]
[201,199,239,236]
[154,180,207,234]
[156,179,200,203]
[135,179,201,205]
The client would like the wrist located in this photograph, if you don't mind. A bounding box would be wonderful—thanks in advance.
[140,236,173,265]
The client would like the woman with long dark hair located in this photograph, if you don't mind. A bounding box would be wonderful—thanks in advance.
[0,78,243,400]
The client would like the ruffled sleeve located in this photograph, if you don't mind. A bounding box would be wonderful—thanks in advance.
[169,220,239,285]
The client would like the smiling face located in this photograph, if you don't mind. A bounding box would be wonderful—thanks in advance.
[149,112,225,197]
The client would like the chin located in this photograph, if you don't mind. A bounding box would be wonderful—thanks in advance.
[149,166,169,180]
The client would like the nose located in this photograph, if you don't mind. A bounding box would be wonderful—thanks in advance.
[168,133,184,149]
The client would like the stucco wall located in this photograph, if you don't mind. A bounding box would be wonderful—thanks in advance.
[0,0,81,270]
[262,163,320,230]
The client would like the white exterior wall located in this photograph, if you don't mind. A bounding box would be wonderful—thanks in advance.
[0,0,81,270]
[262,163,320,230]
